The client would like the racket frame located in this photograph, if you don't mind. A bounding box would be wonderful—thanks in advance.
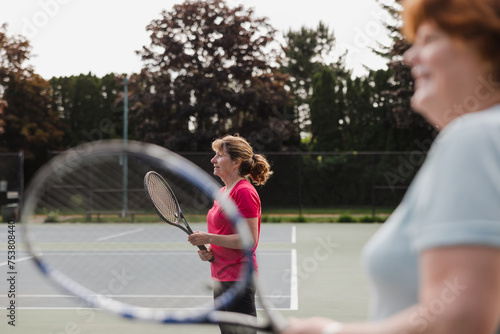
[20,140,287,332]
[144,170,213,261]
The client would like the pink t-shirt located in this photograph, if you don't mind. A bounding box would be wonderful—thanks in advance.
[207,179,261,281]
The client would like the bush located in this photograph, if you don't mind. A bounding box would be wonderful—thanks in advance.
[262,215,284,223]
[359,215,387,223]
[336,214,357,223]
[358,215,375,223]
[44,209,60,223]
[291,215,307,223]
[374,215,388,222]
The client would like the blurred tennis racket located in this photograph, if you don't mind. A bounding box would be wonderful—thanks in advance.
[20,140,287,332]
[144,170,214,262]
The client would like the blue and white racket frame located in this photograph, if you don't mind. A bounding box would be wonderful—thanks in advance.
[20,140,288,333]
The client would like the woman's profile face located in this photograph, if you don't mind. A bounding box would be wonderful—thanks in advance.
[404,22,491,129]
[210,148,238,180]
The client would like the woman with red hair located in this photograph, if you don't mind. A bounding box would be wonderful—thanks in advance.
[284,0,500,333]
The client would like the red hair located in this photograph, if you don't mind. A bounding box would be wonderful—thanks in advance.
[402,0,500,76]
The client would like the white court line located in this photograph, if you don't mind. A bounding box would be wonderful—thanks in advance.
[11,243,298,310]
[16,307,213,310]
[97,228,145,241]
[0,256,33,267]
[40,251,201,255]
[14,294,291,299]
[290,249,298,310]
[16,306,292,310]
[15,294,213,298]
[291,226,296,244]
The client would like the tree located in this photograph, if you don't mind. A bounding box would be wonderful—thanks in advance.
[309,65,396,151]
[0,23,31,136]
[0,24,64,173]
[309,66,343,151]
[281,22,337,133]
[376,0,436,145]
[50,73,120,148]
[2,73,65,158]
[129,0,299,151]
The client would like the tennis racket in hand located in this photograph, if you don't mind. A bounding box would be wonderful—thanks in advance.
[20,140,287,333]
[144,170,214,262]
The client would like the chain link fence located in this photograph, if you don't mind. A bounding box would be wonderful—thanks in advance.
[182,151,427,215]
[3,150,427,221]
[0,152,24,221]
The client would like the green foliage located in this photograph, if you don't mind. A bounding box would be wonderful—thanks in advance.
[0,0,436,201]
[291,215,307,223]
[281,22,338,136]
[358,215,387,223]
[44,209,60,223]
[128,0,300,151]
[374,0,437,144]
[281,23,335,103]
[358,215,373,223]
[257,151,417,208]
[50,73,121,148]
[2,74,65,157]
[336,214,357,223]
[308,64,425,152]
[0,24,65,177]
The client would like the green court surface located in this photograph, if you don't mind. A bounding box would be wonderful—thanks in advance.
[1,223,381,334]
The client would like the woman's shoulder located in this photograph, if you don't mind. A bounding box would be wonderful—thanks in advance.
[446,105,500,135]
[436,105,500,148]
[234,179,256,191]
[425,105,500,173]
[232,179,259,197]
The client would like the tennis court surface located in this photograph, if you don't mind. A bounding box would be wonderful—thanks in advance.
[1,223,380,334]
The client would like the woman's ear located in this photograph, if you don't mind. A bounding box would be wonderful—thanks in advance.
[233,158,242,168]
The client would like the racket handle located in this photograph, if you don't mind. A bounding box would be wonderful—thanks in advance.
[197,245,215,262]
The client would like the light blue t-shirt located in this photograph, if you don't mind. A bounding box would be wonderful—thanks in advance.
[363,105,500,327]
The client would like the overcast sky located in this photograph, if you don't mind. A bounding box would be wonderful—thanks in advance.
[0,0,394,79]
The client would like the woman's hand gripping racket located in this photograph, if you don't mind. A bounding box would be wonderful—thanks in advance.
[144,171,214,262]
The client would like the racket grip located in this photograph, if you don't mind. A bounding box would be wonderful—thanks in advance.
[197,245,215,262]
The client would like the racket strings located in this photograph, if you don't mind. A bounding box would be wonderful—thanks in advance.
[24,153,211,310]
[146,174,180,225]
[20,141,280,329]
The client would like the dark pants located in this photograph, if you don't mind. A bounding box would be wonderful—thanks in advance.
[213,281,257,334]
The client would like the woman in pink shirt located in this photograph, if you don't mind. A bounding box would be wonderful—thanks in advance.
[188,134,273,334]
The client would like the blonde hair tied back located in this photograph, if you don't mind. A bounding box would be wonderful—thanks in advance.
[212,134,273,186]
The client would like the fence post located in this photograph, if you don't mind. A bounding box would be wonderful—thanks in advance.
[298,154,302,216]
[17,151,24,220]
[371,154,376,217]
